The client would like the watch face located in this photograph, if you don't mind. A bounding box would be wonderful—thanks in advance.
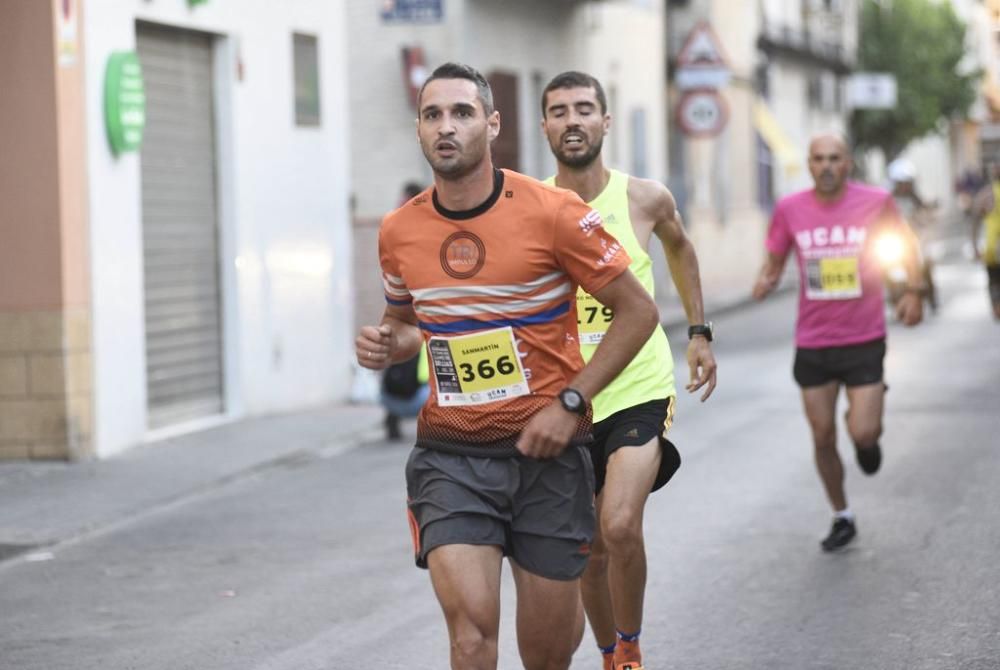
[561,389,583,412]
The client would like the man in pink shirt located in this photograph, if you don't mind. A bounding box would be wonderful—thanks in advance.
[752,133,923,551]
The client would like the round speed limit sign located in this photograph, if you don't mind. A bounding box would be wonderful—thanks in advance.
[677,90,728,137]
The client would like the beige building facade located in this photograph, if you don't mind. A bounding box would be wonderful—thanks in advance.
[348,0,668,218]
[1,0,354,460]
[664,0,857,305]
[349,0,670,332]
[0,0,92,460]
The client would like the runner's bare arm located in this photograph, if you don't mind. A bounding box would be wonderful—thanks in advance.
[752,252,787,300]
[636,179,708,326]
[355,303,422,370]
[516,269,658,459]
[637,179,717,401]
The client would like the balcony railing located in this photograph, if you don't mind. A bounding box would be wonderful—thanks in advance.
[757,21,854,74]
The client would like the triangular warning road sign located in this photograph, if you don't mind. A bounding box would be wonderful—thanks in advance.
[676,21,729,69]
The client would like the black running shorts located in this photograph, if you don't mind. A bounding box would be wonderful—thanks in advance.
[589,397,680,496]
[793,337,886,388]
[405,445,595,581]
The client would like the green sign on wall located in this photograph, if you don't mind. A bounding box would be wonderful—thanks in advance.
[105,51,146,156]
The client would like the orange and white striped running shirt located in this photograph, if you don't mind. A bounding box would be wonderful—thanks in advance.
[379,169,631,456]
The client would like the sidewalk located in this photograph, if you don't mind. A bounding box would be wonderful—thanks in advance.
[0,403,384,559]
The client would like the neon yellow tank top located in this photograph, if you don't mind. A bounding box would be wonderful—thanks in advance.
[984,182,1000,265]
[546,170,676,421]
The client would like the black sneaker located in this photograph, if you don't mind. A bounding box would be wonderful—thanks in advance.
[855,443,882,475]
[821,518,857,552]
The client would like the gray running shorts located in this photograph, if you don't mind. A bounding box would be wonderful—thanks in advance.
[405,445,596,581]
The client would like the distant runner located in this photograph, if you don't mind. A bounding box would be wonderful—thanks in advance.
[752,133,923,551]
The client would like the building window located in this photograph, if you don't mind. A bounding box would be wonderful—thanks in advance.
[631,107,648,178]
[487,71,520,171]
[667,110,688,226]
[808,71,840,112]
[754,63,770,99]
[293,33,321,126]
[756,135,775,211]
[807,74,821,110]
[531,71,554,178]
[821,72,835,111]
[806,72,839,112]
[804,0,841,12]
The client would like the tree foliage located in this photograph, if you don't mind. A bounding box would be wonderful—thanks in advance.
[850,0,978,161]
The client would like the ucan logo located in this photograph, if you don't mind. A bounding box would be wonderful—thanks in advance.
[578,209,603,235]
[440,231,486,279]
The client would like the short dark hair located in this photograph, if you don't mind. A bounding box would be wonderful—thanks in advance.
[541,71,608,117]
[418,62,494,115]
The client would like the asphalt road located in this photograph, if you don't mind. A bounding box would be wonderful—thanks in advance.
[1,259,997,670]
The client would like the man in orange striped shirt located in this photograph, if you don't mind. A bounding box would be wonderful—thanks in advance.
[356,62,659,670]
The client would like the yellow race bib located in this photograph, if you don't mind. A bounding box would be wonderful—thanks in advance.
[576,291,615,345]
[428,327,529,406]
[806,256,861,300]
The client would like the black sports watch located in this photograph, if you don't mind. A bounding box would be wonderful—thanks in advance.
[558,388,587,415]
[688,322,714,342]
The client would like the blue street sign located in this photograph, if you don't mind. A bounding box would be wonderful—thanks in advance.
[380,0,444,23]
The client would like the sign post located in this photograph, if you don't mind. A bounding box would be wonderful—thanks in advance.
[677,90,728,137]
[674,22,730,137]
[674,22,731,91]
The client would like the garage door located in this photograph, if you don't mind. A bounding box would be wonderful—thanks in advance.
[137,23,224,429]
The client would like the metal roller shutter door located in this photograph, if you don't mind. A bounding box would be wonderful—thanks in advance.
[137,23,224,429]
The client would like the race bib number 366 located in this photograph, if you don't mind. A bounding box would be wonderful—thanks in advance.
[806,256,862,300]
[429,327,529,406]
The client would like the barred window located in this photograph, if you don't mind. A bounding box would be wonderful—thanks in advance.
[293,33,321,127]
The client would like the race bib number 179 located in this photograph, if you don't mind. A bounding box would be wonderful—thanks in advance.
[576,292,614,345]
[429,327,529,406]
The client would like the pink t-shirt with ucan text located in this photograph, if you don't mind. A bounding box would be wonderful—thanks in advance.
[766,181,904,349]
